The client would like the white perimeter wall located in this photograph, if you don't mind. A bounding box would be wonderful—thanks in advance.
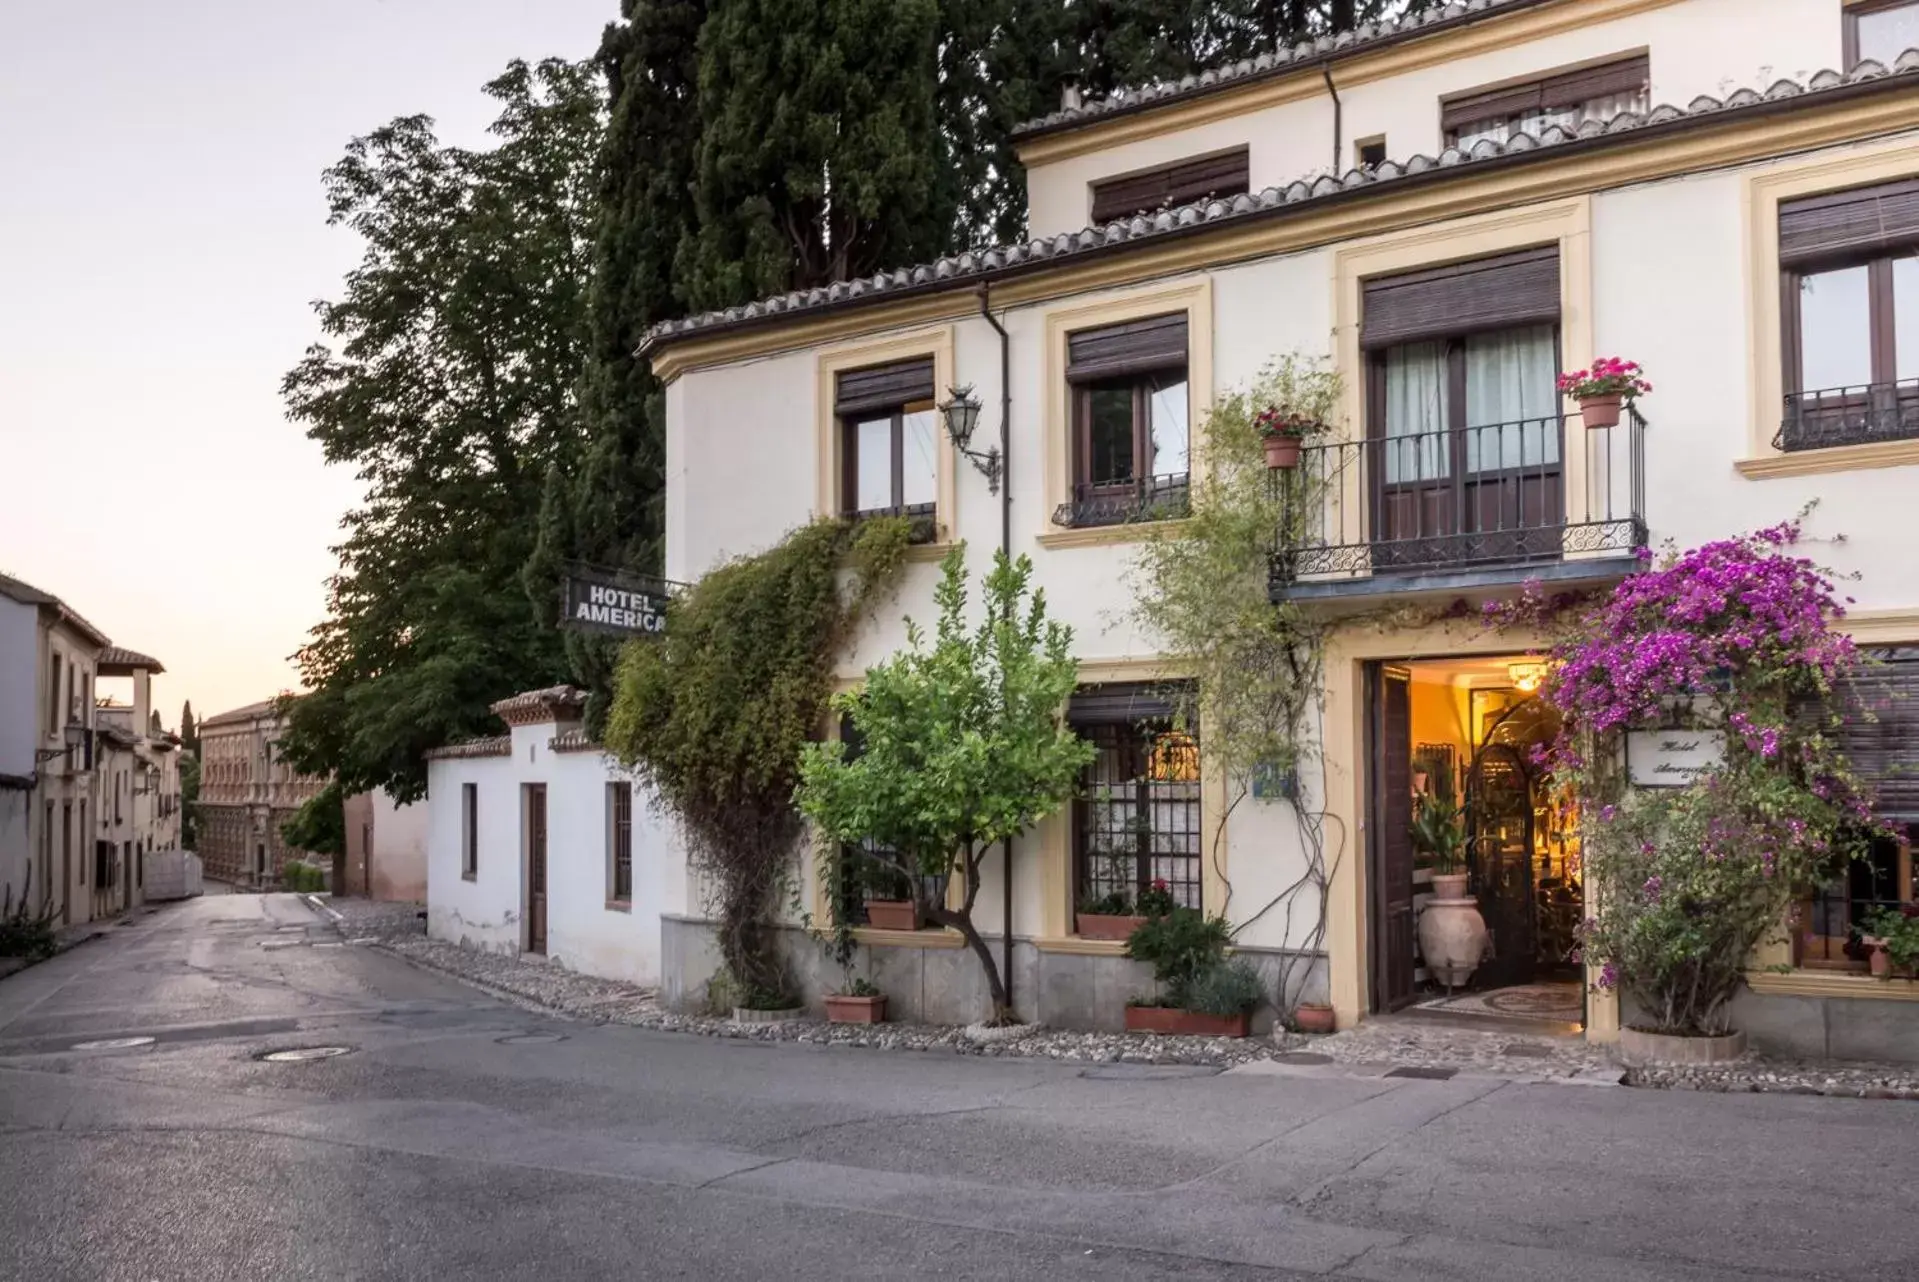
[370,789,429,902]
[427,722,681,987]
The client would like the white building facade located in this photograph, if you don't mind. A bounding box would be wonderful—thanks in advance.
[636,0,1919,1053]
[425,687,679,988]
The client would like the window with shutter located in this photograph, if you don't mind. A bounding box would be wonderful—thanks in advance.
[1089,148,1249,225]
[835,358,939,531]
[1776,177,1919,452]
[1058,314,1190,528]
[1441,54,1648,150]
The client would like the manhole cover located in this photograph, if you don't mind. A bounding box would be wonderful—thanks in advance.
[73,1036,156,1051]
[1384,1065,1458,1081]
[497,1032,568,1045]
[259,1046,354,1063]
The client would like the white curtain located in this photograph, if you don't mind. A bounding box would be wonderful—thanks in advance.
[1383,341,1448,483]
[1464,325,1558,474]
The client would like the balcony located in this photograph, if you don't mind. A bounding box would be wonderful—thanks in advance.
[1270,409,1646,601]
[1777,379,1919,453]
[1052,472,1191,529]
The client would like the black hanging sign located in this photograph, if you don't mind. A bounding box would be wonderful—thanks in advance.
[561,565,673,638]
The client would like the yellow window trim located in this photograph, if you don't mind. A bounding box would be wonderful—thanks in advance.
[813,327,958,542]
[1035,520,1190,551]
[1041,279,1213,544]
[1742,137,1919,463]
[1842,608,1919,645]
[1748,970,1919,1002]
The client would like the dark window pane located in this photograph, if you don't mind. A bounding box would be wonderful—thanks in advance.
[1086,383,1136,483]
[1799,264,1873,392]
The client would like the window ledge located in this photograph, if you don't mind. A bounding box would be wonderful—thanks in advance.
[1747,970,1919,1002]
[1037,520,1189,551]
[851,926,966,949]
[1735,438,1919,479]
[604,898,631,913]
[903,540,957,564]
[1035,935,1130,956]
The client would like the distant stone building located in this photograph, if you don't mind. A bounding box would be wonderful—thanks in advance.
[194,699,326,887]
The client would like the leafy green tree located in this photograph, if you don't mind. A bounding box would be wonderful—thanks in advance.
[526,0,706,736]
[281,780,347,860]
[279,60,603,802]
[676,0,946,310]
[796,546,1093,1024]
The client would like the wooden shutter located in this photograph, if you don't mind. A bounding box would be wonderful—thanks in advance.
[1066,313,1189,381]
[1067,682,1180,728]
[1091,148,1248,224]
[1779,178,1919,268]
[1833,648,1919,821]
[835,358,935,415]
[1361,247,1560,349]
[1441,54,1647,133]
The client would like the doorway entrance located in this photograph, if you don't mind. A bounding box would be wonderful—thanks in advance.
[523,784,548,955]
[1366,656,1584,1027]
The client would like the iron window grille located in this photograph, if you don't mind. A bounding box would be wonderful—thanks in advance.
[1070,685,1203,916]
[834,716,941,925]
[609,781,633,902]
[1060,313,1191,529]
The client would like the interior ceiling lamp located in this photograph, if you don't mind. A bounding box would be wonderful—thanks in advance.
[1508,661,1549,693]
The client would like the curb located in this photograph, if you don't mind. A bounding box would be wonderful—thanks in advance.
[300,893,345,926]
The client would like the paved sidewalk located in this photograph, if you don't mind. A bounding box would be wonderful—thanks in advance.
[302,896,1919,1099]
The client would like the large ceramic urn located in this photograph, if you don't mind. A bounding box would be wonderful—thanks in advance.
[1419,873,1489,989]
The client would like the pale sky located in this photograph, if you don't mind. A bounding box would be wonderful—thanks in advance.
[0,0,615,729]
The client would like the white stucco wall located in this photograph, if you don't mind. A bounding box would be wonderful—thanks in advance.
[426,721,676,986]
[1024,0,1841,239]
[0,595,36,782]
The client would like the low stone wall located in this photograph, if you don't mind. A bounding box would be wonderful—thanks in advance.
[1729,988,1919,1064]
[660,914,1328,1032]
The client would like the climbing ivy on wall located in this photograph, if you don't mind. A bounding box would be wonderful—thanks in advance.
[604,517,913,1003]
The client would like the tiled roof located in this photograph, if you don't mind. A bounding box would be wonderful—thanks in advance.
[98,645,165,675]
[1013,0,1550,140]
[199,698,282,730]
[0,572,111,648]
[638,56,1919,357]
[548,727,606,754]
[489,685,587,727]
[425,735,512,761]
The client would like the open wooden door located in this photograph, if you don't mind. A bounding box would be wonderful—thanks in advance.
[1369,665,1417,1011]
[525,784,548,955]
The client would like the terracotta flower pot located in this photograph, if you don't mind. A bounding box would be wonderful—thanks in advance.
[1076,912,1147,941]
[1293,1002,1336,1034]
[1262,434,1301,469]
[863,899,919,931]
[1578,393,1622,430]
[824,993,887,1024]
[1869,944,1892,978]
[1430,871,1470,900]
[1123,1005,1251,1038]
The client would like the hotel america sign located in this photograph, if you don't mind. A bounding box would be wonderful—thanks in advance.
[560,565,677,639]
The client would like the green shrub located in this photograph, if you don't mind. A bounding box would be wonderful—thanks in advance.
[0,870,57,961]
[1180,960,1265,1017]
[1125,908,1232,1007]
[281,860,326,893]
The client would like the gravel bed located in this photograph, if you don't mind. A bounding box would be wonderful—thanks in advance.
[330,913,1919,1095]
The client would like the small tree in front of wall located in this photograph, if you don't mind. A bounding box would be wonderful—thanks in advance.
[796,545,1094,1025]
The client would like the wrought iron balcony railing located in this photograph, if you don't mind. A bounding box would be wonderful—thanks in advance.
[1777,378,1919,453]
[1052,471,1191,529]
[1271,409,1646,591]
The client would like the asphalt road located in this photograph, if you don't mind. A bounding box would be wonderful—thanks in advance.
[2,894,1916,1282]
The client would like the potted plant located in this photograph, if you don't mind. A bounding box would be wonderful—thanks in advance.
[1076,876,1176,940]
[860,859,920,931]
[824,976,888,1023]
[1862,906,1919,980]
[1409,793,1486,989]
[1557,357,1651,430]
[1252,406,1323,469]
[1292,1001,1336,1034]
[1123,908,1257,1036]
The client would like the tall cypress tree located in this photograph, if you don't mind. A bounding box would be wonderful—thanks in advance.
[676,0,945,311]
[526,0,707,732]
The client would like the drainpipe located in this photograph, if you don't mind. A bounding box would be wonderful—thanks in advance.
[1321,65,1343,174]
[978,287,1014,1018]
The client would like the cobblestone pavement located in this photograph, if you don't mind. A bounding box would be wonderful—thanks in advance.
[307,896,1919,1098]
